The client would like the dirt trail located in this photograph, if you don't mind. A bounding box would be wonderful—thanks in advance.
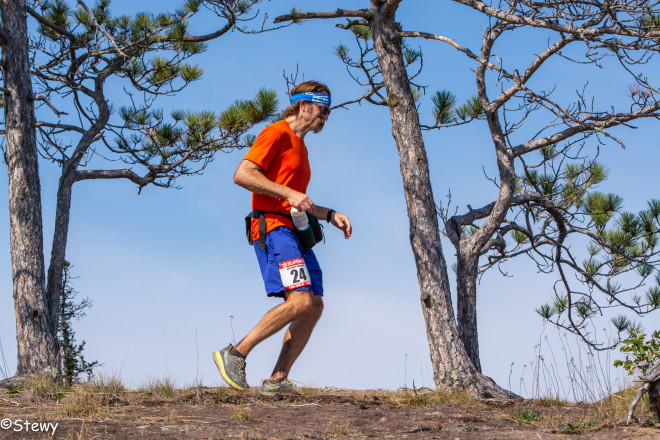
[1,388,658,439]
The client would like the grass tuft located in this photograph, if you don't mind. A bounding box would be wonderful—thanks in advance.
[89,373,126,395]
[167,410,182,423]
[231,407,252,421]
[393,388,476,407]
[327,421,349,437]
[6,385,21,395]
[238,429,266,440]
[559,420,599,431]
[23,374,62,403]
[139,376,176,397]
[516,410,541,424]
[59,387,101,417]
[593,385,651,422]
[532,397,570,407]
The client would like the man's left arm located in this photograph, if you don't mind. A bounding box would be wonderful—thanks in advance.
[311,206,352,239]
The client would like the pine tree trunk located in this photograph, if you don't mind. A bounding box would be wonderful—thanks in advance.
[456,253,481,371]
[46,78,110,323]
[1,0,58,376]
[369,1,512,398]
[46,175,75,341]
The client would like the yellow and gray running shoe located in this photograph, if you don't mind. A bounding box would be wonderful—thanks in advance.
[260,378,301,395]
[213,345,248,391]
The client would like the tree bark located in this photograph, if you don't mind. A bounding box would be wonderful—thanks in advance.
[1,0,58,375]
[45,175,74,338]
[649,381,660,421]
[46,78,111,343]
[456,253,481,371]
[369,0,512,398]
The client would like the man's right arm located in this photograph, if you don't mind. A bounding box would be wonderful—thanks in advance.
[233,159,315,212]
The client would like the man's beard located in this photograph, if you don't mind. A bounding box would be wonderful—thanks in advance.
[311,116,325,133]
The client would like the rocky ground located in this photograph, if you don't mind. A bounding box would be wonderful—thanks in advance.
[1,384,659,439]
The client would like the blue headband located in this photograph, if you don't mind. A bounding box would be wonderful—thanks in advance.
[290,93,331,107]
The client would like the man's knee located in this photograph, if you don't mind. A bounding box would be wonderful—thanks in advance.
[286,290,323,319]
[309,295,324,320]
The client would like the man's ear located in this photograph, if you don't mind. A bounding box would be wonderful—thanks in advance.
[299,100,312,114]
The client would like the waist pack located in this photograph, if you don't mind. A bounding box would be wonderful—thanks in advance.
[245,210,323,250]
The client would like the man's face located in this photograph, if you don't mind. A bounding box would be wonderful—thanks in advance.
[303,101,330,133]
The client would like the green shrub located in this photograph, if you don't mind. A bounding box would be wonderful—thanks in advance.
[614,329,660,376]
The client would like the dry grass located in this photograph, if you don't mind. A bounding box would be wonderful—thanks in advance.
[592,386,652,423]
[59,388,101,417]
[138,376,176,397]
[531,396,571,407]
[166,410,182,423]
[237,429,266,440]
[88,373,126,395]
[231,407,253,421]
[326,421,349,437]
[391,388,476,407]
[22,374,62,403]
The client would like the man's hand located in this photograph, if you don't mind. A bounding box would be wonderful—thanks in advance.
[287,190,315,212]
[330,212,352,239]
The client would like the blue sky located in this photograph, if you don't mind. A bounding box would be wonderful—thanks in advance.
[1,0,659,397]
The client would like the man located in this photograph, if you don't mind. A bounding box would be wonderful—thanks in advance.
[213,80,352,394]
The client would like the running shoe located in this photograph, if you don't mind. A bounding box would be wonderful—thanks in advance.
[213,345,248,391]
[260,378,301,395]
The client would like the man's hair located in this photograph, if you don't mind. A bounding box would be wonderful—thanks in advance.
[284,80,331,118]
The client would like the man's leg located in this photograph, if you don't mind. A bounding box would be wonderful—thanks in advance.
[213,290,317,391]
[269,293,323,382]
[235,290,318,357]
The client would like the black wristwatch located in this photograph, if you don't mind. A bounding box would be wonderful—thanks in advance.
[326,209,335,223]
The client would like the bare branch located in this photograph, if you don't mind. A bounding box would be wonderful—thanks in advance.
[393,31,501,71]
[172,6,235,42]
[336,20,369,29]
[453,0,660,39]
[274,9,372,24]
[332,85,386,109]
[74,168,150,187]
[31,94,68,117]
[513,102,660,157]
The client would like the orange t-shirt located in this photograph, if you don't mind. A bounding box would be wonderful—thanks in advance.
[243,120,311,241]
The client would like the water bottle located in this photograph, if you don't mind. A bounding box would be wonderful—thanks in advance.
[290,208,316,249]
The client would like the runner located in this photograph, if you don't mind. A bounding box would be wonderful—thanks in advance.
[213,80,352,394]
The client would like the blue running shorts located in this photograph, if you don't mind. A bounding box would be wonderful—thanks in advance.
[253,226,323,298]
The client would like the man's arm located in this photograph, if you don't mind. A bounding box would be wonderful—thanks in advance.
[310,206,352,239]
[233,159,315,211]
[234,159,352,239]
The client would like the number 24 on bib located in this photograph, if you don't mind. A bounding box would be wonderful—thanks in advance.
[279,258,311,290]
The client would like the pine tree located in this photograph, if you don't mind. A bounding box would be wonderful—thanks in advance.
[276,1,660,396]
[59,261,98,386]
[0,0,282,380]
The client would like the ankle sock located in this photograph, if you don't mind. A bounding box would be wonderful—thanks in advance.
[230,348,245,358]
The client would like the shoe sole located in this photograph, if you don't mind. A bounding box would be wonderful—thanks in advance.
[212,351,247,391]
[260,382,300,395]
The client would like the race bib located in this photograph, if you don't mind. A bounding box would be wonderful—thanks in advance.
[279,258,311,290]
